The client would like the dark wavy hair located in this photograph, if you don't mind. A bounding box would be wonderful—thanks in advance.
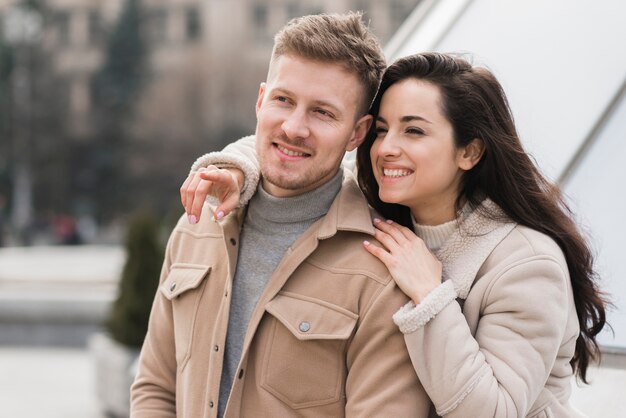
[357,52,608,383]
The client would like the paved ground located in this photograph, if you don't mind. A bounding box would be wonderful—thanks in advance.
[1,345,625,417]
[0,346,105,418]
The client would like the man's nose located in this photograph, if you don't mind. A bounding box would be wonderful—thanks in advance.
[281,108,310,140]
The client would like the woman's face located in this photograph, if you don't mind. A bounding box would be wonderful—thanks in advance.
[370,78,468,225]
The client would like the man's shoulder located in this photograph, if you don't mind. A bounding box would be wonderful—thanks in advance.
[307,232,392,286]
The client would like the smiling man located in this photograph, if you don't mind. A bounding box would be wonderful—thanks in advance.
[131,12,428,418]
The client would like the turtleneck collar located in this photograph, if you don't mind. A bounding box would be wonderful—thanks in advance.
[411,203,473,252]
[246,169,343,231]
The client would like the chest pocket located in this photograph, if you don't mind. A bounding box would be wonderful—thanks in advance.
[160,263,212,366]
[261,292,358,409]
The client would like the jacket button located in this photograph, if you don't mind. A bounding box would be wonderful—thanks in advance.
[238,369,244,379]
[230,238,237,246]
[209,401,214,408]
[299,321,311,332]
[169,282,176,292]
[214,345,219,352]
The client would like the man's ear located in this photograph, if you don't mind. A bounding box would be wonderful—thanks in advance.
[457,138,485,171]
[346,114,373,152]
[255,83,266,115]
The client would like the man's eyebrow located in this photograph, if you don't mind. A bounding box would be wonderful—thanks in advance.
[272,87,343,116]
[311,99,342,115]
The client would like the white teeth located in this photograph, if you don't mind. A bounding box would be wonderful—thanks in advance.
[383,168,412,178]
[277,145,307,157]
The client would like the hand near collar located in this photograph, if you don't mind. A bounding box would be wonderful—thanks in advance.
[364,218,443,305]
[180,165,244,223]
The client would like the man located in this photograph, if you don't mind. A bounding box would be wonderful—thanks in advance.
[131,12,428,418]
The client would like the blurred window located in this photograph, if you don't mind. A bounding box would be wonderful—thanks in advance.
[253,4,268,29]
[147,8,168,44]
[252,3,270,41]
[186,7,201,41]
[88,10,104,46]
[56,10,71,46]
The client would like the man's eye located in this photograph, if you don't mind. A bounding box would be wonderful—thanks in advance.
[316,108,334,119]
[276,96,288,102]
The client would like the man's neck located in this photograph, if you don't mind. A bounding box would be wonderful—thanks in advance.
[250,170,344,228]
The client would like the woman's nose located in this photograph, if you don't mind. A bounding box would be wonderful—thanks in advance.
[377,132,401,157]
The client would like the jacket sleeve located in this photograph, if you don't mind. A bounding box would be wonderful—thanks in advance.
[397,257,571,417]
[345,278,431,417]
[130,232,178,418]
[189,134,260,207]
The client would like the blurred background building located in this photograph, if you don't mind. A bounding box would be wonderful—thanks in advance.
[0,0,421,247]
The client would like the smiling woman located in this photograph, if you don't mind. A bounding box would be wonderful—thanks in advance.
[355,53,607,417]
[369,78,479,226]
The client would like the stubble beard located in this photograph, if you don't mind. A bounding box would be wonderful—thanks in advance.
[260,150,344,193]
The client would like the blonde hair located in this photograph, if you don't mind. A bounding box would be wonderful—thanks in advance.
[271,12,386,114]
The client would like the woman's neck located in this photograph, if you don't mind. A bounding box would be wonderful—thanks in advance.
[410,199,458,226]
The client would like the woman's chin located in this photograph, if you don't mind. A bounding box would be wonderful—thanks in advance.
[378,190,407,206]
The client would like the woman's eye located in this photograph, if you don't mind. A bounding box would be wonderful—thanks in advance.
[375,127,388,136]
[277,96,288,102]
[406,127,424,135]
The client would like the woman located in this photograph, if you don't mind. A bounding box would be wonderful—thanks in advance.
[181,53,607,417]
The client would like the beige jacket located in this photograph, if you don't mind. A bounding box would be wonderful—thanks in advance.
[131,170,430,418]
[393,200,584,418]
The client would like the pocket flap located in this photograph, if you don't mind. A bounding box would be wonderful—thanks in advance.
[160,263,212,300]
[265,292,358,341]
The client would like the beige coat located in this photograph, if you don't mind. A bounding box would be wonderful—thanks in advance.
[131,171,430,418]
[393,200,584,418]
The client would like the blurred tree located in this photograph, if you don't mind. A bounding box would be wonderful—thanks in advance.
[107,212,163,347]
[91,0,147,223]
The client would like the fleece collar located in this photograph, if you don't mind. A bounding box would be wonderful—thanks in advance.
[435,199,517,299]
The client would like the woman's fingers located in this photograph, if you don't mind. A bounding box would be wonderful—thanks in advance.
[363,240,393,266]
[200,169,241,220]
[184,170,209,222]
[373,218,412,244]
[189,176,214,222]
[180,173,193,211]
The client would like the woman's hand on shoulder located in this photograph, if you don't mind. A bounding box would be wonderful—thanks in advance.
[180,166,244,223]
[363,219,443,304]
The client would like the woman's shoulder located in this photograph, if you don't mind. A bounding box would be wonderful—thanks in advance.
[493,225,566,264]
[477,224,570,291]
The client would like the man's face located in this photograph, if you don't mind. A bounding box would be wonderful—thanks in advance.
[255,55,372,197]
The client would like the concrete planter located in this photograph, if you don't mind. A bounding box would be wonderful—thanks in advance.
[89,332,139,418]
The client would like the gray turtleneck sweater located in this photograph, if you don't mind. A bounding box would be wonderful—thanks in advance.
[218,169,344,417]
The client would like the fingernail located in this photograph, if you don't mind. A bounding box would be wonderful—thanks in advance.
[188,215,197,224]
[216,211,225,220]
[363,240,370,246]
[386,219,393,224]
[373,218,381,224]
